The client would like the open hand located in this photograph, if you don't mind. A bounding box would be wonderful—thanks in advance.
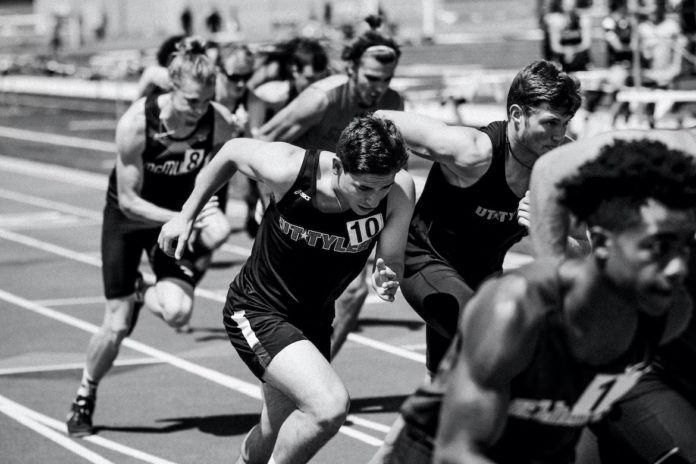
[372,258,399,302]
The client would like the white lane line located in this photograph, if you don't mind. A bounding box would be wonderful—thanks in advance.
[0,394,115,464]
[0,188,102,219]
[0,358,165,376]
[0,126,116,152]
[0,394,178,464]
[32,296,105,306]
[346,333,426,364]
[0,288,386,446]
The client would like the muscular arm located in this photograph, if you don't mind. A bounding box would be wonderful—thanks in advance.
[159,138,303,258]
[372,170,416,293]
[114,99,180,226]
[531,129,696,258]
[375,110,493,180]
[434,276,538,464]
[255,86,328,142]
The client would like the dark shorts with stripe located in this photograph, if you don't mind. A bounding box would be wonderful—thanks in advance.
[223,286,333,381]
[101,203,209,299]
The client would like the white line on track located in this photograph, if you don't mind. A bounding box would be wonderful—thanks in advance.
[0,126,116,152]
[0,393,178,464]
[0,288,387,446]
[32,296,106,306]
[0,394,116,464]
[0,357,165,376]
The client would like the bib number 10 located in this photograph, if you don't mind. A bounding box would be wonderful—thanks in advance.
[346,214,384,246]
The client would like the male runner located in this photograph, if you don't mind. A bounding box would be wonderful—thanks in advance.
[255,25,404,358]
[375,59,581,379]
[158,114,415,464]
[66,37,241,437]
[530,127,696,463]
[374,139,696,464]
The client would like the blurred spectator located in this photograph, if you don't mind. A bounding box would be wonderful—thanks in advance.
[638,0,688,86]
[205,7,222,34]
[603,0,636,66]
[181,6,193,36]
[545,0,593,71]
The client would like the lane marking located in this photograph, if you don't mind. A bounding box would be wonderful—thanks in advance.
[0,358,165,376]
[32,296,105,306]
[0,126,115,152]
[0,394,115,464]
[0,393,178,464]
[0,288,387,447]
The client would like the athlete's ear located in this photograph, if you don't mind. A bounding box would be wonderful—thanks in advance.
[509,104,525,126]
[589,226,610,263]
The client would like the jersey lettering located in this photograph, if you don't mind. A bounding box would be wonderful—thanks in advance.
[278,216,373,253]
[475,206,517,223]
[508,363,650,426]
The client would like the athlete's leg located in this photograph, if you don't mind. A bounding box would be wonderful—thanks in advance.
[368,415,433,464]
[331,265,369,358]
[401,263,475,375]
[244,340,350,464]
[197,206,232,250]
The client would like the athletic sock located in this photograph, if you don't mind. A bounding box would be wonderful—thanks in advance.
[76,371,98,398]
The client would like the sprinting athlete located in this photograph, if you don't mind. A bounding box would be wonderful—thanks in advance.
[159,114,415,464]
[530,127,696,463]
[375,59,581,380]
[66,37,241,437]
[373,139,696,464]
[255,24,404,358]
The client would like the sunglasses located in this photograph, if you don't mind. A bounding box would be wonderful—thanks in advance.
[218,68,253,83]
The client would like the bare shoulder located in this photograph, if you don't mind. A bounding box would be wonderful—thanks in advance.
[463,274,542,385]
[116,98,147,149]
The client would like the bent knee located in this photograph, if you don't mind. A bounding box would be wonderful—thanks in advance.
[308,389,350,433]
[159,301,193,328]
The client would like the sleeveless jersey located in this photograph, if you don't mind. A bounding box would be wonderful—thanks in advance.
[401,258,665,464]
[293,74,404,151]
[106,94,216,211]
[405,121,526,285]
[228,150,388,322]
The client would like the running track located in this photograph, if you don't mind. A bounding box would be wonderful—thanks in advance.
[0,104,531,463]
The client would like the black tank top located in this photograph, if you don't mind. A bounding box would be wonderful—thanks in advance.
[106,94,216,211]
[405,121,526,285]
[228,150,388,323]
[401,259,666,464]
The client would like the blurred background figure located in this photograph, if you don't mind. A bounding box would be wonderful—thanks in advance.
[603,0,636,67]
[545,0,594,71]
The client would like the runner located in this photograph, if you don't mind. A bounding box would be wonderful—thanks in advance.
[373,139,696,464]
[376,59,581,380]
[255,23,404,358]
[65,37,241,437]
[530,127,696,464]
[158,113,415,464]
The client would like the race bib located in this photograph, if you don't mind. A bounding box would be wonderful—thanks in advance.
[346,214,384,246]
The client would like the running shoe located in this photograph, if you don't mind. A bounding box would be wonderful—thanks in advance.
[66,395,95,437]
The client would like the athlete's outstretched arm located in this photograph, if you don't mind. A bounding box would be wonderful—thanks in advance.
[372,170,416,301]
[374,110,493,176]
[255,87,328,142]
[114,99,183,226]
[434,276,537,464]
[159,138,303,258]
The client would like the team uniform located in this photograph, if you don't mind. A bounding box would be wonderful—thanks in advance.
[592,255,696,463]
[395,259,664,464]
[102,94,223,299]
[401,121,527,374]
[223,150,389,379]
[294,74,403,151]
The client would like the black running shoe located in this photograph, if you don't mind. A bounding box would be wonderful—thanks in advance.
[127,272,146,336]
[66,395,95,437]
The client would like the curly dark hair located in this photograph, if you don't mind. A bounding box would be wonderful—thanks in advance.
[506,60,581,117]
[335,113,408,175]
[558,139,696,231]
